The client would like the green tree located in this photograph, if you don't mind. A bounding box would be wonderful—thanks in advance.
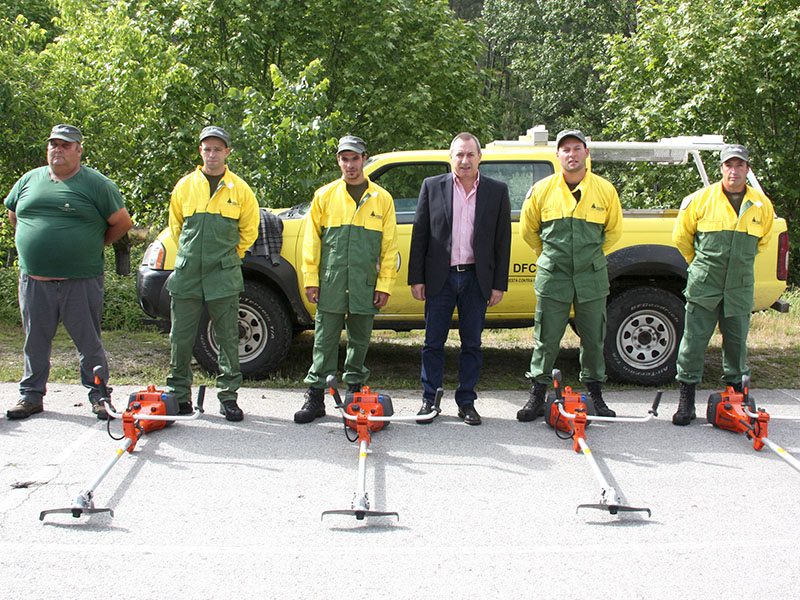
[603,0,800,283]
[481,0,638,137]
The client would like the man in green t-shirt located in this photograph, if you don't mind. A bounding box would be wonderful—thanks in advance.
[4,124,132,420]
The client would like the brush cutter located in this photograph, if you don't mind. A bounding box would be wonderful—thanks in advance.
[39,366,205,521]
[545,369,662,517]
[706,375,800,475]
[321,375,442,521]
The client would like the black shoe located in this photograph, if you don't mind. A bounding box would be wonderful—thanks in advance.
[672,382,696,426]
[294,388,325,424]
[219,400,244,422]
[517,382,547,422]
[178,402,193,415]
[457,404,481,426]
[7,399,43,420]
[91,399,113,421]
[416,401,435,424]
[586,382,616,418]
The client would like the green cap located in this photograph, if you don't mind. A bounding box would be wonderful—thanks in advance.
[49,124,83,143]
[720,144,749,163]
[556,129,587,148]
[199,126,231,146]
[337,135,366,154]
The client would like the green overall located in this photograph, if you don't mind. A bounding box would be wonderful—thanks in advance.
[167,203,246,404]
[675,184,774,385]
[302,177,398,388]
[520,171,622,385]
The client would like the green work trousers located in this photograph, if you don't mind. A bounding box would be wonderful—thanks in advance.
[304,310,374,388]
[676,300,750,385]
[167,294,241,403]
[527,294,607,385]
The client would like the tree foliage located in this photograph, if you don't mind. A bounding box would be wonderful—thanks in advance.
[0,0,488,235]
[481,0,638,138]
[603,0,800,282]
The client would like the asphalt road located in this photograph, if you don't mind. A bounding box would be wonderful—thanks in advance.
[2,382,799,599]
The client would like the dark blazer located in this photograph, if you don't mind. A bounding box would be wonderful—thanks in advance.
[408,173,511,300]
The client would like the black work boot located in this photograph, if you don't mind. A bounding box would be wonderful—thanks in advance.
[672,382,696,426]
[345,382,362,403]
[517,382,547,422]
[586,382,616,417]
[294,387,325,424]
[220,399,244,422]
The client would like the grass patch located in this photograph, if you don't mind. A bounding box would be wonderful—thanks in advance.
[0,287,798,391]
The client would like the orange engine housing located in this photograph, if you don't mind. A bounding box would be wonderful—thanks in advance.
[344,386,394,433]
[545,386,594,433]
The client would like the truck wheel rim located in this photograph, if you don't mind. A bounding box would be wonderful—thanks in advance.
[615,308,677,371]
[207,305,268,363]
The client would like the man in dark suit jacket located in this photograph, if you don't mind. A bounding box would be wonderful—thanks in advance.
[408,132,511,425]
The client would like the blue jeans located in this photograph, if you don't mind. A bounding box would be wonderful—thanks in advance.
[421,269,487,407]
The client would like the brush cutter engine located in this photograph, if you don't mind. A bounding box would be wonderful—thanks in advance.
[545,385,594,433]
[706,378,768,451]
[123,386,180,438]
[343,386,394,433]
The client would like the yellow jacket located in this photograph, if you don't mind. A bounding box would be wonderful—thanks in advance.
[302,177,398,314]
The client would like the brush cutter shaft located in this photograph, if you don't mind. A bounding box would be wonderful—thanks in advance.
[760,438,800,474]
[355,440,369,508]
[576,438,621,506]
[85,437,133,493]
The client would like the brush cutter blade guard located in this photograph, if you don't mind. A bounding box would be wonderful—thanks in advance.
[321,509,399,521]
[39,506,114,520]
[576,503,651,517]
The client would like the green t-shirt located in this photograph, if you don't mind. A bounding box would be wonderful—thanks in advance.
[4,166,125,278]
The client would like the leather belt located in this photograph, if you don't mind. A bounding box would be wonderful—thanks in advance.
[450,264,475,272]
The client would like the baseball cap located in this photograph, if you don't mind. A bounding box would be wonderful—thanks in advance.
[337,135,366,154]
[49,124,83,144]
[199,126,231,146]
[720,144,749,163]
[556,129,587,149]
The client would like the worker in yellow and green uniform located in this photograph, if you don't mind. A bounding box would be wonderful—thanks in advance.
[671,144,774,426]
[294,135,399,424]
[516,129,623,422]
[166,126,260,422]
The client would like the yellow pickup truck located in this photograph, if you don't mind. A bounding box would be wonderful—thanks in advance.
[136,127,789,385]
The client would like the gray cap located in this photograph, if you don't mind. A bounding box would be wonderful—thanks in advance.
[199,126,231,146]
[49,124,83,143]
[337,135,366,155]
[556,129,587,149]
[720,144,749,164]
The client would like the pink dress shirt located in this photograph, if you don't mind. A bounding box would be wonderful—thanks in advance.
[450,172,479,266]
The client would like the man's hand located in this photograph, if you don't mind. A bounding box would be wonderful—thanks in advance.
[411,283,426,302]
[305,286,320,304]
[488,289,504,308]
[374,291,390,308]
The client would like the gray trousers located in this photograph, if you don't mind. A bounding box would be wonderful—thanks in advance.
[18,274,108,404]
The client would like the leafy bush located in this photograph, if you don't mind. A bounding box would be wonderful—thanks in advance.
[0,242,148,330]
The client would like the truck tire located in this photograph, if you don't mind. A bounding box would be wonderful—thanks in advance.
[193,281,292,380]
[604,286,684,386]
